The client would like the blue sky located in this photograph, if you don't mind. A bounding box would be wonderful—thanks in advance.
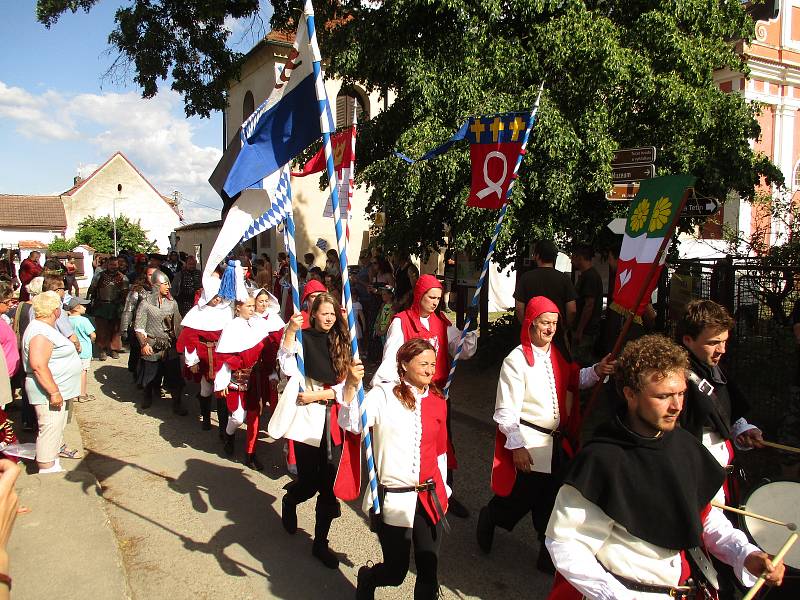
[0,1,273,223]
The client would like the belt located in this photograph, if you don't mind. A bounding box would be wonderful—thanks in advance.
[383,478,451,534]
[307,395,337,463]
[520,419,562,439]
[200,341,216,381]
[610,572,697,599]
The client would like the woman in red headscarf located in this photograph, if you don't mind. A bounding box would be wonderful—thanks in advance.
[475,296,614,573]
[371,273,477,518]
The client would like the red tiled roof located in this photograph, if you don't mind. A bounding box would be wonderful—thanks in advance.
[266,30,295,44]
[19,240,49,249]
[0,195,67,230]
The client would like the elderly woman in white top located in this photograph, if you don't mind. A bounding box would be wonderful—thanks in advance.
[22,291,82,473]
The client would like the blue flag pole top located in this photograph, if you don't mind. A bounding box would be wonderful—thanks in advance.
[305,0,381,515]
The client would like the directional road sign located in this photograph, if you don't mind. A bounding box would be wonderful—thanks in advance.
[606,182,640,201]
[681,197,721,218]
[612,164,655,184]
[612,146,657,165]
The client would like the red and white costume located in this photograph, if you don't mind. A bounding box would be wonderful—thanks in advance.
[372,274,477,470]
[335,381,450,526]
[214,314,281,452]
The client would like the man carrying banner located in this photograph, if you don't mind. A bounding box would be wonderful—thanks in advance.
[372,274,477,518]
[175,275,232,432]
[545,335,784,600]
[476,296,613,573]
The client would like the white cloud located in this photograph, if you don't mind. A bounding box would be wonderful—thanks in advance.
[0,80,224,224]
[0,81,77,140]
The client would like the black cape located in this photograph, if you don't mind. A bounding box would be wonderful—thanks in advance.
[680,352,749,441]
[301,328,338,385]
[564,416,725,550]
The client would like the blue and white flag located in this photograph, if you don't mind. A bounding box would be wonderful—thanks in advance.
[202,166,291,281]
[221,13,333,198]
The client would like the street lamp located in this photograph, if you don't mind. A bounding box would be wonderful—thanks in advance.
[114,184,121,256]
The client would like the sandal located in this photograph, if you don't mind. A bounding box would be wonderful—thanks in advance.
[58,444,81,459]
[77,395,95,403]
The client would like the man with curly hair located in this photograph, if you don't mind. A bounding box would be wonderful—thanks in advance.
[545,335,784,600]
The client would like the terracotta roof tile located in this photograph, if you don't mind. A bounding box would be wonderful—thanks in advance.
[0,195,67,230]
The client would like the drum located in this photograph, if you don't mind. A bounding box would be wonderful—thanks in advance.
[741,480,800,570]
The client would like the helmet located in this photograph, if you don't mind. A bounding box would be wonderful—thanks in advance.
[150,270,170,286]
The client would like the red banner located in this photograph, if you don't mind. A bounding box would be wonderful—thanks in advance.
[467,142,521,209]
[292,128,354,177]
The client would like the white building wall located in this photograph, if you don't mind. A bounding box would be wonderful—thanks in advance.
[63,154,181,253]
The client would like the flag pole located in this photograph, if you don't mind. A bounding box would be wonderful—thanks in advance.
[580,185,693,427]
[285,210,306,387]
[442,85,544,400]
[305,1,381,514]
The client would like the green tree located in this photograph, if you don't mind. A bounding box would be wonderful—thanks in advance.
[38,1,784,260]
[270,0,783,262]
[74,216,151,254]
[47,237,79,253]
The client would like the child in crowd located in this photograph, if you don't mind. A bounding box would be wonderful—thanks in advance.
[66,297,95,402]
[373,286,395,349]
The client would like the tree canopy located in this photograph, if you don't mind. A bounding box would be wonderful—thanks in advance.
[73,215,151,254]
[37,1,783,261]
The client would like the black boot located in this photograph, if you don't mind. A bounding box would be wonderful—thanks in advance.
[216,397,228,440]
[414,579,441,600]
[476,505,495,554]
[142,384,155,409]
[356,565,376,600]
[198,395,212,430]
[244,453,263,471]
[312,501,341,569]
[172,391,188,416]
[448,495,470,519]
[281,494,298,534]
[224,432,235,456]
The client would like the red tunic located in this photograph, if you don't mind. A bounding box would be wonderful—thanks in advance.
[216,344,264,412]
[176,327,222,382]
[396,309,452,389]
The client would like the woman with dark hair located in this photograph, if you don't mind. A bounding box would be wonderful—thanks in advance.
[336,338,449,599]
[268,292,357,569]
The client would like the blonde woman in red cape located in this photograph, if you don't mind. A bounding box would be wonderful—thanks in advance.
[213,265,282,468]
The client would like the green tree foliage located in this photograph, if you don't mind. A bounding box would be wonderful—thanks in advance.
[36,0,260,117]
[74,216,151,254]
[47,237,79,253]
[37,1,784,261]
[269,0,783,261]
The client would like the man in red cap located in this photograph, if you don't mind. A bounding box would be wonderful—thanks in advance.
[476,296,614,573]
[300,279,327,328]
[372,273,478,518]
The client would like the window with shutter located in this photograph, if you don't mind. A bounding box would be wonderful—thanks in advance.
[336,87,369,128]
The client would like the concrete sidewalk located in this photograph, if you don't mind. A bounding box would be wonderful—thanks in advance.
[8,408,130,599]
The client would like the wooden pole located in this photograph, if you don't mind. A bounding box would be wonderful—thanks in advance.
[741,532,797,600]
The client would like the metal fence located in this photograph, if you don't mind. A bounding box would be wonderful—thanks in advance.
[658,259,800,433]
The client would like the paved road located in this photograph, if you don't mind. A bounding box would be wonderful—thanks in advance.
[72,354,553,599]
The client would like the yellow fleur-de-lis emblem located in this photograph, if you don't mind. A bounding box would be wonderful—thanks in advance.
[648,196,672,232]
[630,198,650,232]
